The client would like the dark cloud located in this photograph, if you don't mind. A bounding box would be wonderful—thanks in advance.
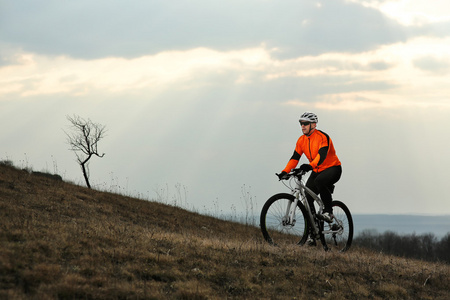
[413,56,450,74]
[1,0,414,60]
[366,61,393,71]
[151,69,398,106]
[274,1,408,58]
[300,58,395,72]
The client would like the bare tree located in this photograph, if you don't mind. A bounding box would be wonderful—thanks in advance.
[65,115,106,188]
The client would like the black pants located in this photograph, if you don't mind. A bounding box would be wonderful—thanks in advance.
[305,165,342,214]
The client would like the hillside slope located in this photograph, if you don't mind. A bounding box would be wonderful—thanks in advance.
[0,164,449,299]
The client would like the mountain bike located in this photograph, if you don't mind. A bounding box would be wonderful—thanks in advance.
[260,168,353,252]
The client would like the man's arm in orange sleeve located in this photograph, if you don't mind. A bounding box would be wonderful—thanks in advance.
[310,145,329,169]
[282,150,301,173]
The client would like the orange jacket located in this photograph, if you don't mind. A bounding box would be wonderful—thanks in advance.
[283,129,341,173]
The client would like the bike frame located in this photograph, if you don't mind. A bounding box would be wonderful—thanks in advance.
[284,175,324,239]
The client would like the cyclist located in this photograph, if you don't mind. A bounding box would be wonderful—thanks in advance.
[277,112,342,239]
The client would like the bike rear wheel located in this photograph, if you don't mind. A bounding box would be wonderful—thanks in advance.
[260,193,309,246]
[319,200,353,252]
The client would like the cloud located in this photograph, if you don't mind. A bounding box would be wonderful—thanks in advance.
[0,47,272,98]
[4,35,450,112]
[1,0,412,60]
[0,45,398,107]
[347,0,450,26]
[282,0,409,57]
[413,56,450,74]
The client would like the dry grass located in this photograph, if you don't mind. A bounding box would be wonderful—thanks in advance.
[0,164,449,299]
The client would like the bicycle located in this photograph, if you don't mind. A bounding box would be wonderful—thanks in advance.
[260,168,353,252]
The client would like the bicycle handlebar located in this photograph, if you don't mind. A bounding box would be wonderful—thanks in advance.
[276,168,308,180]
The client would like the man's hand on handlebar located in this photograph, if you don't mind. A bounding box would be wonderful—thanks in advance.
[276,171,289,181]
[299,164,313,172]
[277,166,312,180]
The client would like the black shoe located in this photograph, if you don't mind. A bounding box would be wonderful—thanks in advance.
[318,212,334,223]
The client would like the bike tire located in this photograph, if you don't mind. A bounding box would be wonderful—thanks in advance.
[260,193,309,246]
[319,200,353,252]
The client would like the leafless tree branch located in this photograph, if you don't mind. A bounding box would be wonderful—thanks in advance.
[64,115,106,188]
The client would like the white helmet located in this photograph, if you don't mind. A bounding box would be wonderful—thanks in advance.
[299,111,318,123]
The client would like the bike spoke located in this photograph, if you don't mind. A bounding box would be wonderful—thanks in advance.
[320,201,353,252]
[260,194,309,247]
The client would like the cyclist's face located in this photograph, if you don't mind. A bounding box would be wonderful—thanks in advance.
[301,122,316,135]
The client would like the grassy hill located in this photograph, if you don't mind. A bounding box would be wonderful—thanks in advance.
[1,163,449,299]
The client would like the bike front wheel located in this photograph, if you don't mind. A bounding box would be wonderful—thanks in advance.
[260,193,309,246]
[319,200,353,252]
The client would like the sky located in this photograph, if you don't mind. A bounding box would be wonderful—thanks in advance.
[1,0,450,217]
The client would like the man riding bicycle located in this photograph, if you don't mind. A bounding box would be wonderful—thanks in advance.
[277,112,342,227]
